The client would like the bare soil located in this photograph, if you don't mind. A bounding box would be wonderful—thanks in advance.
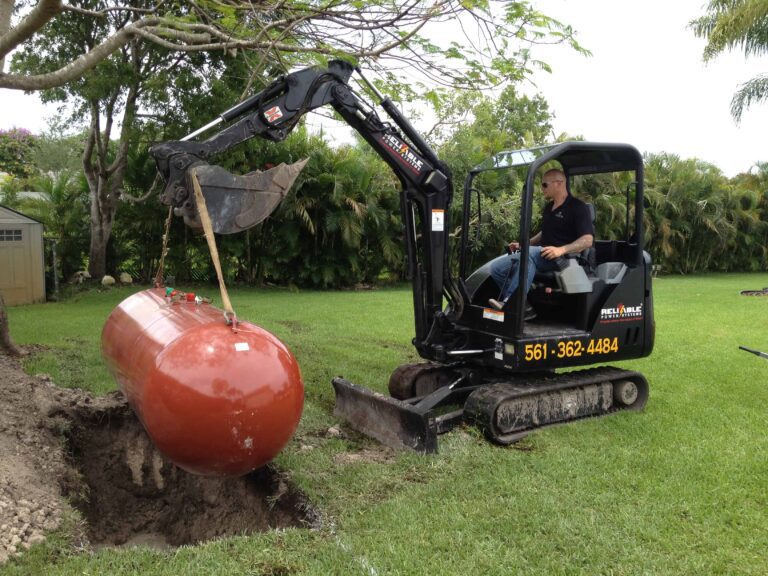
[0,352,318,564]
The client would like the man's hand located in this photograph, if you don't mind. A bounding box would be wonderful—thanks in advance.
[540,245,566,260]
[507,241,520,253]
[542,235,593,260]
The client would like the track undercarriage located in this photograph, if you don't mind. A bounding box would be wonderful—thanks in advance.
[333,363,648,453]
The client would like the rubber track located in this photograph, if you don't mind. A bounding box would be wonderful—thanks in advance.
[464,366,649,444]
[388,363,427,399]
[388,362,461,400]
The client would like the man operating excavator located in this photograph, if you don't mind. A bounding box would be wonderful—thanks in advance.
[488,168,595,317]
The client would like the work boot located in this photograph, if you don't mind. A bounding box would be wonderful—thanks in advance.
[488,298,505,310]
[489,299,536,319]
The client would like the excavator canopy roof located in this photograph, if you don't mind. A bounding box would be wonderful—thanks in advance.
[471,141,643,176]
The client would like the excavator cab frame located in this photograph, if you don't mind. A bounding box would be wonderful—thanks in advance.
[450,142,655,369]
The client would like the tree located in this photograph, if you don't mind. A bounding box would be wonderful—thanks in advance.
[217,127,404,288]
[642,152,745,274]
[436,85,554,269]
[0,128,38,179]
[11,0,239,278]
[270,137,404,287]
[2,1,584,91]
[19,171,90,277]
[727,162,768,270]
[6,0,583,279]
[33,127,87,174]
[692,0,768,120]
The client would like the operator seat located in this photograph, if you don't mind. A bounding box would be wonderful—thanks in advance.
[532,203,596,294]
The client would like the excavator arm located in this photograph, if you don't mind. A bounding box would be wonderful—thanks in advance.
[150,61,355,233]
[150,60,459,357]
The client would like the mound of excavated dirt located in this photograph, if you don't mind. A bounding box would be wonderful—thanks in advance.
[0,353,71,563]
[0,353,317,564]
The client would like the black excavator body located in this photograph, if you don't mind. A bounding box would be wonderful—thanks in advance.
[150,61,655,453]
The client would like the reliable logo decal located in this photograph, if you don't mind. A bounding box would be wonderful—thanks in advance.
[600,302,643,323]
[380,134,424,174]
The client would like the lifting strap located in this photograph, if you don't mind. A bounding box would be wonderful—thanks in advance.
[191,168,237,327]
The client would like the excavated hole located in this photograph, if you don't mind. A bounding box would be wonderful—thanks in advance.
[61,404,318,549]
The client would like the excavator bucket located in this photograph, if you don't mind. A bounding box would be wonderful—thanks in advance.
[180,159,309,234]
[332,377,439,453]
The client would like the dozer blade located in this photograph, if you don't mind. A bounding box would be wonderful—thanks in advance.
[184,159,308,234]
[332,377,438,453]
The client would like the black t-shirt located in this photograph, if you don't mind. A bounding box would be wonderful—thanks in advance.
[540,195,595,247]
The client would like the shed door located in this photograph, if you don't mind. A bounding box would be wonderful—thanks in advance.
[0,228,28,303]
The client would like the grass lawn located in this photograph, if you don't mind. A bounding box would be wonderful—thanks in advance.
[3,273,768,575]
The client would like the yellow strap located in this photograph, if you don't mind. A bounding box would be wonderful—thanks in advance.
[191,168,236,326]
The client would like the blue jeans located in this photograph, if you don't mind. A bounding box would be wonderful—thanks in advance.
[490,246,561,302]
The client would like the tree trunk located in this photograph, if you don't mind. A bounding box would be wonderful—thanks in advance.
[0,293,24,357]
[84,77,138,279]
[88,196,113,278]
[87,169,119,279]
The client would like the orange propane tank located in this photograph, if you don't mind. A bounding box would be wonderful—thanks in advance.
[101,288,303,476]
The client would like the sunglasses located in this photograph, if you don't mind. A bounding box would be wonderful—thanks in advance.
[541,180,563,189]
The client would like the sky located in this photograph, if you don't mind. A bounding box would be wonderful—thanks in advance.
[523,0,768,177]
[0,0,766,177]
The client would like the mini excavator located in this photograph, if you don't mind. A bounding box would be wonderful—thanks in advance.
[151,60,655,453]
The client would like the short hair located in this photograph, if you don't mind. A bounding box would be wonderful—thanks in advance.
[543,168,565,180]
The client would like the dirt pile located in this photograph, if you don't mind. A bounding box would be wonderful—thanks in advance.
[0,353,317,564]
[0,354,70,562]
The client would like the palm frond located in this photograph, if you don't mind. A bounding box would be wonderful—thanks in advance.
[731,74,768,120]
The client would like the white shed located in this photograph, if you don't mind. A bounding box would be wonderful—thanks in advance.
[0,205,45,305]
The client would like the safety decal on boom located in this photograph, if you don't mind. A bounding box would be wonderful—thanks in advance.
[431,209,445,232]
[264,106,284,123]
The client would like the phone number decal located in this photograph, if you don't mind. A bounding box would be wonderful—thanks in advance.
[523,337,619,362]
